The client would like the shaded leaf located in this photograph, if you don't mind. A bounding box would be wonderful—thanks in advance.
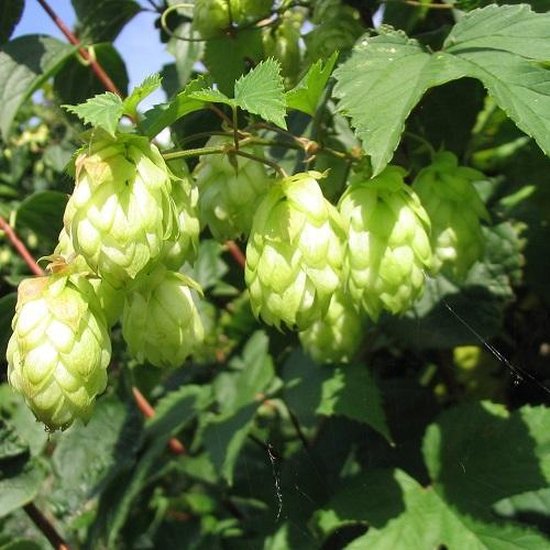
[0,0,24,45]
[0,294,16,359]
[286,51,338,116]
[234,58,287,128]
[0,35,75,139]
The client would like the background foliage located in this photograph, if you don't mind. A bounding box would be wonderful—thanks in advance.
[1,0,550,548]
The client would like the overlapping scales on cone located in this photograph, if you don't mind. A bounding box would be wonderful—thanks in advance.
[122,266,204,368]
[299,289,366,364]
[194,136,273,241]
[245,172,344,330]
[412,151,490,280]
[6,274,111,430]
[63,130,178,287]
[339,166,433,321]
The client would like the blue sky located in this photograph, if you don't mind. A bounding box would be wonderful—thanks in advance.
[13,0,173,108]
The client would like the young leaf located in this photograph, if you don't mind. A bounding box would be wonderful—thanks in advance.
[188,87,235,108]
[286,51,339,116]
[0,35,75,139]
[64,91,124,136]
[122,73,162,118]
[234,58,287,129]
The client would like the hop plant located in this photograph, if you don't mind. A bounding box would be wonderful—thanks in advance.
[339,166,433,321]
[245,172,344,330]
[6,273,111,430]
[299,289,366,364]
[194,137,273,241]
[160,175,200,270]
[63,130,177,287]
[122,266,205,367]
[412,152,490,281]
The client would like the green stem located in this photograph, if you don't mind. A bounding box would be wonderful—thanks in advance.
[163,145,225,160]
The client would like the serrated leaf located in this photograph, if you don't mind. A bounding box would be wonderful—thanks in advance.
[182,239,228,291]
[286,51,338,116]
[0,0,24,45]
[0,35,75,139]
[234,58,287,128]
[122,73,162,117]
[71,0,140,43]
[423,402,550,515]
[140,76,209,138]
[64,92,124,135]
[188,87,235,108]
[333,31,463,175]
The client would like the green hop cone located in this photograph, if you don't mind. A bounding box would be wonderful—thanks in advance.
[194,137,273,241]
[122,266,204,367]
[160,175,200,269]
[299,289,366,364]
[63,130,177,287]
[6,274,111,431]
[412,151,490,281]
[339,166,433,321]
[54,228,124,327]
[245,172,345,330]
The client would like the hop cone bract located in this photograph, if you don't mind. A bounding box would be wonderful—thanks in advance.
[122,266,204,367]
[6,274,111,430]
[194,137,272,241]
[339,166,432,321]
[299,289,366,364]
[245,172,344,330]
[63,130,176,286]
[412,152,490,280]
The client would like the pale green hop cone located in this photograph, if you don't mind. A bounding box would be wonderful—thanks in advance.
[63,130,177,287]
[245,172,345,330]
[412,151,490,281]
[299,289,366,364]
[160,176,200,269]
[194,136,273,241]
[6,274,111,431]
[339,166,433,321]
[122,266,204,367]
[54,227,125,327]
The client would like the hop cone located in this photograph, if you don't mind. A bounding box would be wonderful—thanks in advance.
[54,228,124,327]
[63,130,176,287]
[194,137,272,241]
[299,289,365,364]
[160,176,200,269]
[245,172,344,330]
[412,152,490,280]
[122,266,204,367]
[339,166,432,321]
[6,274,111,430]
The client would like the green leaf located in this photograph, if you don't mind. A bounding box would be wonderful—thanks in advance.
[71,0,140,43]
[140,76,209,138]
[0,458,47,519]
[0,35,75,139]
[333,31,463,175]
[286,51,338,116]
[15,191,68,245]
[423,402,550,515]
[0,294,16,359]
[494,487,550,533]
[64,92,124,136]
[204,30,264,96]
[54,43,129,106]
[122,73,162,118]
[183,239,228,291]
[188,87,235,108]
[0,0,24,45]
[234,58,287,129]
[0,421,27,460]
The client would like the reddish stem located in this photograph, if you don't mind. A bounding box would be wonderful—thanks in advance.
[24,503,71,550]
[35,0,123,97]
[225,240,246,269]
[132,387,187,455]
[0,216,44,276]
